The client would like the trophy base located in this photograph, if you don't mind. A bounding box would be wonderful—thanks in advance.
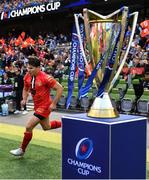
[88,108,119,118]
[88,92,119,118]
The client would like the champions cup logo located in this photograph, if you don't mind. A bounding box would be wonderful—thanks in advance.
[75,138,93,160]
[1,1,61,20]
[67,137,101,176]
[69,32,78,82]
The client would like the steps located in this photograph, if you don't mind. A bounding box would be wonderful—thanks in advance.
[26,101,34,111]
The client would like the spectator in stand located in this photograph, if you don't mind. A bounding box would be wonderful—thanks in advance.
[58,33,67,44]
[1,72,12,85]
[143,58,149,89]
[44,51,55,76]
[54,55,65,83]
[130,55,145,99]
[121,63,129,81]
[13,67,28,114]
[0,71,12,98]
[4,66,15,78]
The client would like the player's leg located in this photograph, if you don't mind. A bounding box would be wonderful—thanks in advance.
[10,115,40,156]
[39,115,61,131]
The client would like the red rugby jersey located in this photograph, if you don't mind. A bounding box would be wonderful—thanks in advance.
[24,70,56,117]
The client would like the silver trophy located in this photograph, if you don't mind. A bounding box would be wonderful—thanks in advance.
[74,7,138,118]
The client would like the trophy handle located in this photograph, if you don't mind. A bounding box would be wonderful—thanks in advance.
[105,7,128,92]
[83,8,93,66]
[83,8,100,87]
[108,11,139,92]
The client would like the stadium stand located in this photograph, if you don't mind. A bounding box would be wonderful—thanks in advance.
[121,88,136,113]
[110,88,121,111]
[0,1,148,117]
[137,88,149,114]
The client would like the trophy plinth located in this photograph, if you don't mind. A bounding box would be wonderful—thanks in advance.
[88,93,119,118]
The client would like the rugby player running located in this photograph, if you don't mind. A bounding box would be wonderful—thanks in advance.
[10,56,63,156]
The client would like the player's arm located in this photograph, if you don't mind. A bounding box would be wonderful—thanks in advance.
[50,81,63,110]
[21,87,30,106]
[21,74,30,106]
[22,87,30,103]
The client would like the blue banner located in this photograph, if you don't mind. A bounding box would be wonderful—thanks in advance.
[96,25,121,97]
[66,25,79,109]
[79,53,106,99]
[78,23,117,98]
[78,23,85,95]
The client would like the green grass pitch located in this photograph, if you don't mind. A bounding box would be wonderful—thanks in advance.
[0,123,61,179]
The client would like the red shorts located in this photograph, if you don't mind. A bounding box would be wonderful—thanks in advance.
[34,106,51,119]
